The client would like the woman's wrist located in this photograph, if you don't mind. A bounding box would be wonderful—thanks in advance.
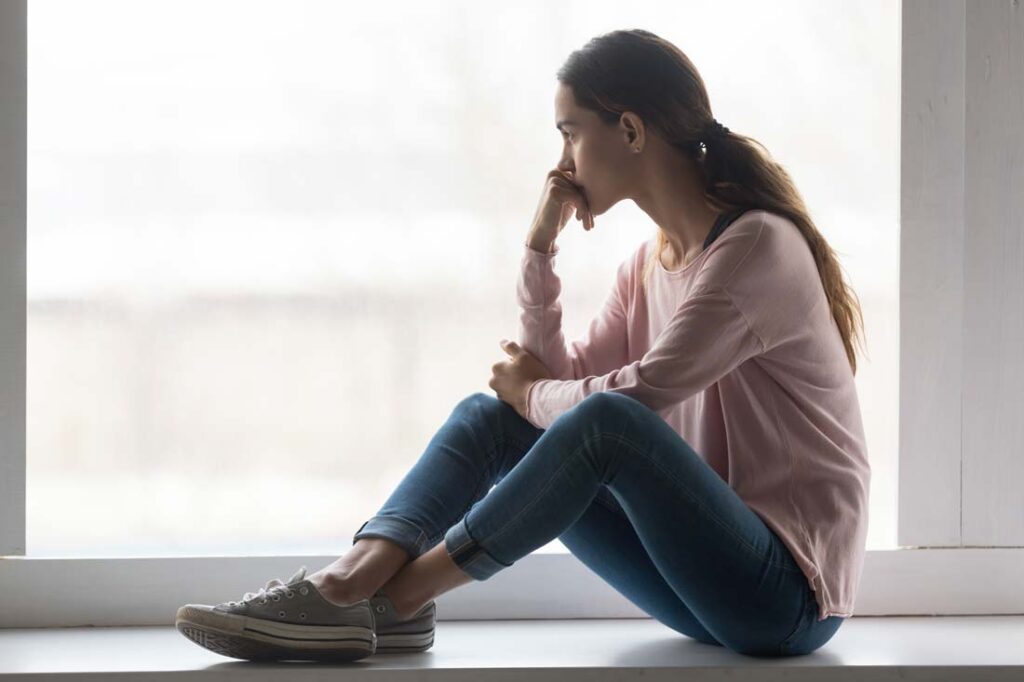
[526,238,555,254]
[520,379,538,421]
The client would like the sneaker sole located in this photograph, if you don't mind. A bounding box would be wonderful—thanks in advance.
[374,602,436,653]
[376,628,435,653]
[175,605,376,662]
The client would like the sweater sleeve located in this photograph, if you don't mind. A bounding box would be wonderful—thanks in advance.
[516,242,630,382]
[524,217,769,430]
[524,286,765,428]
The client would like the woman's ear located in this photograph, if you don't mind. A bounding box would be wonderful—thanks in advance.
[620,112,644,153]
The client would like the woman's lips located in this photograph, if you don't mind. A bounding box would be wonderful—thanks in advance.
[564,171,586,197]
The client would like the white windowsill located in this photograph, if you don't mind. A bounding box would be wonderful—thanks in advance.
[1,616,1021,681]
[5,549,1024,627]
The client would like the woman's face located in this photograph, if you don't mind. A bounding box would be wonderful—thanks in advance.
[554,82,637,218]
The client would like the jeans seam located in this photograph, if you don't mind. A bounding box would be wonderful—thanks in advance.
[434,455,497,551]
[462,544,512,570]
[778,588,813,654]
[606,432,804,574]
[481,430,801,575]
[594,489,630,521]
[475,433,610,556]
[431,434,532,550]
[357,515,428,554]
[446,527,474,555]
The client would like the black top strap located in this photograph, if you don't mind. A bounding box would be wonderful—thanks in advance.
[703,208,753,250]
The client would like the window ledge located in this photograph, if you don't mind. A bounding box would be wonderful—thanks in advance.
[1,616,1022,681]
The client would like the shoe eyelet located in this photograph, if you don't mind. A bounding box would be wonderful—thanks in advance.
[300,613,307,619]
[376,605,386,614]
[300,587,309,596]
[272,594,281,601]
[279,611,286,617]
[259,599,267,605]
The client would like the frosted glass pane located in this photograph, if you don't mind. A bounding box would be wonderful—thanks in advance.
[27,0,899,557]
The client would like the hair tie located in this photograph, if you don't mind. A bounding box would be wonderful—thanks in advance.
[703,118,730,142]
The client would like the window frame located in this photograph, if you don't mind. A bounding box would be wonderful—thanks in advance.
[3,0,1023,627]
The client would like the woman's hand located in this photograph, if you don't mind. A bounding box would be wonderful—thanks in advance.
[489,339,552,421]
[527,169,594,252]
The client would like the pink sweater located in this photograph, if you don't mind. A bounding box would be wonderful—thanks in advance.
[518,209,871,622]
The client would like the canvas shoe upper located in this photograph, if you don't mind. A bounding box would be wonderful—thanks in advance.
[175,566,376,662]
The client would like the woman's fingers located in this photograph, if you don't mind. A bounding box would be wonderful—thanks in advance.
[549,174,593,230]
[551,181,590,215]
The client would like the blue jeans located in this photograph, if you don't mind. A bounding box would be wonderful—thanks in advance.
[353,391,845,657]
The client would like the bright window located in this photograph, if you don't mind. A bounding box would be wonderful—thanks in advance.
[27,0,899,557]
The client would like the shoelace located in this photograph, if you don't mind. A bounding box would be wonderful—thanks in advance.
[232,566,308,605]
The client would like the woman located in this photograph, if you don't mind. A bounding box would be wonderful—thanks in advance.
[176,28,870,662]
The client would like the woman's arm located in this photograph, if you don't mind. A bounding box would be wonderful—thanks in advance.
[516,242,631,383]
[523,219,771,429]
[525,285,765,429]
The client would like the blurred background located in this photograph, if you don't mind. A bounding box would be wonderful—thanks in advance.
[27,0,899,557]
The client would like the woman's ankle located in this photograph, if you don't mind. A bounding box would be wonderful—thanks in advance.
[307,570,375,606]
[309,538,412,603]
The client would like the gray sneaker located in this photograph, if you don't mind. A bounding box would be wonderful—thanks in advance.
[369,589,436,653]
[175,566,376,662]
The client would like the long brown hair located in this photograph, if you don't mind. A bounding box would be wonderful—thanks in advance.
[556,29,866,375]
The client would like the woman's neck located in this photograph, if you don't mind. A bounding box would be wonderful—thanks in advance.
[631,147,721,263]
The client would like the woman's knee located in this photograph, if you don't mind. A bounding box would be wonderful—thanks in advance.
[454,392,520,425]
[565,392,653,431]
[455,391,503,415]
[574,391,645,417]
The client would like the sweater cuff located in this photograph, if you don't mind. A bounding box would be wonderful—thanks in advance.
[524,241,561,256]
[524,378,549,428]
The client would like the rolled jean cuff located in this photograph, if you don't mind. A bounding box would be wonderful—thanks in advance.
[443,516,512,581]
[352,514,429,559]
